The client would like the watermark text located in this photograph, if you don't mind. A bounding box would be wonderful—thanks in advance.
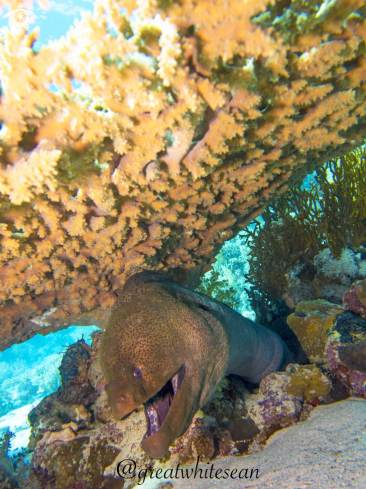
[117,456,260,485]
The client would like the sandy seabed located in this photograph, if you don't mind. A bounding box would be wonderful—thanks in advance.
[146,398,366,489]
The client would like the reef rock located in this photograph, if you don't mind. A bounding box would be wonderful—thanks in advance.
[343,279,366,318]
[287,299,366,399]
[15,331,338,488]
[24,332,148,489]
[245,364,331,447]
[326,311,366,398]
[286,300,343,362]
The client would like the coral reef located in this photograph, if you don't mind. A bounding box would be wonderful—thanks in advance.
[196,268,240,311]
[246,372,302,442]
[1,0,366,350]
[246,364,331,440]
[242,145,366,324]
[287,295,366,399]
[286,364,331,403]
[5,329,339,488]
[23,333,128,488]
[343,279,366,317]
[196,230,255,318]
[287,300,343,362]
[325,309,366,398]
[0,325,97,420]
[0,431,16,489]
[169,399,366,489]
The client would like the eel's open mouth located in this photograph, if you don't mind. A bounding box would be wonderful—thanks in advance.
[144,366,185,438]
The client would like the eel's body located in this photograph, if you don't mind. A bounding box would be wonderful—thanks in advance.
[99,271,294,458]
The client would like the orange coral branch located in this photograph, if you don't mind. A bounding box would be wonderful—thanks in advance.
[0,0,366,350]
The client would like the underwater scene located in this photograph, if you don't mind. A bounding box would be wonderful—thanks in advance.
[0,0,366,488]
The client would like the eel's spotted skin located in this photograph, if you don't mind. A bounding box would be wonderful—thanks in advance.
[99,271,294,458]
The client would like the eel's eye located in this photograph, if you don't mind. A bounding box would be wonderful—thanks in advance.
[133,367,142,378]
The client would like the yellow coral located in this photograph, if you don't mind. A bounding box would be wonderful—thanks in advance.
[287,300,343,362]
[0,145,61,205]
[286,364,331,402]
[0,0,365,349]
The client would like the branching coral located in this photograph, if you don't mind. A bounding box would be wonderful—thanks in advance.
[1,0,366,349]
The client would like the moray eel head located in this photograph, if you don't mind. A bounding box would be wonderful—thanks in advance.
[99,280,225,459]
[102,351,185,432]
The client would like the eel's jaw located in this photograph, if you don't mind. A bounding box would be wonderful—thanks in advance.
[143,366,185,452]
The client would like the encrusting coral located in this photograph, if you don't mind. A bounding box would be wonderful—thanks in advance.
[287,293,366,399]
[287,300,343,362]
[1,0,366,350]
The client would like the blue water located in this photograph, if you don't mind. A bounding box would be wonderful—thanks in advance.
[0,1,94,49]
[0,325,100,452]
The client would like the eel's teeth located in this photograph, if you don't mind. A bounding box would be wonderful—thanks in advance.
[172,372,179,396]
[146,404,160,436]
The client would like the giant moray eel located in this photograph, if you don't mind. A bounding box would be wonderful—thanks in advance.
[99,271,294,459]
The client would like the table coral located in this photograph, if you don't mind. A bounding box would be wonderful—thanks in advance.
[1,0,366,349]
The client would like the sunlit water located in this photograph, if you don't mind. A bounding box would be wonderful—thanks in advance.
[0,325,100,453]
